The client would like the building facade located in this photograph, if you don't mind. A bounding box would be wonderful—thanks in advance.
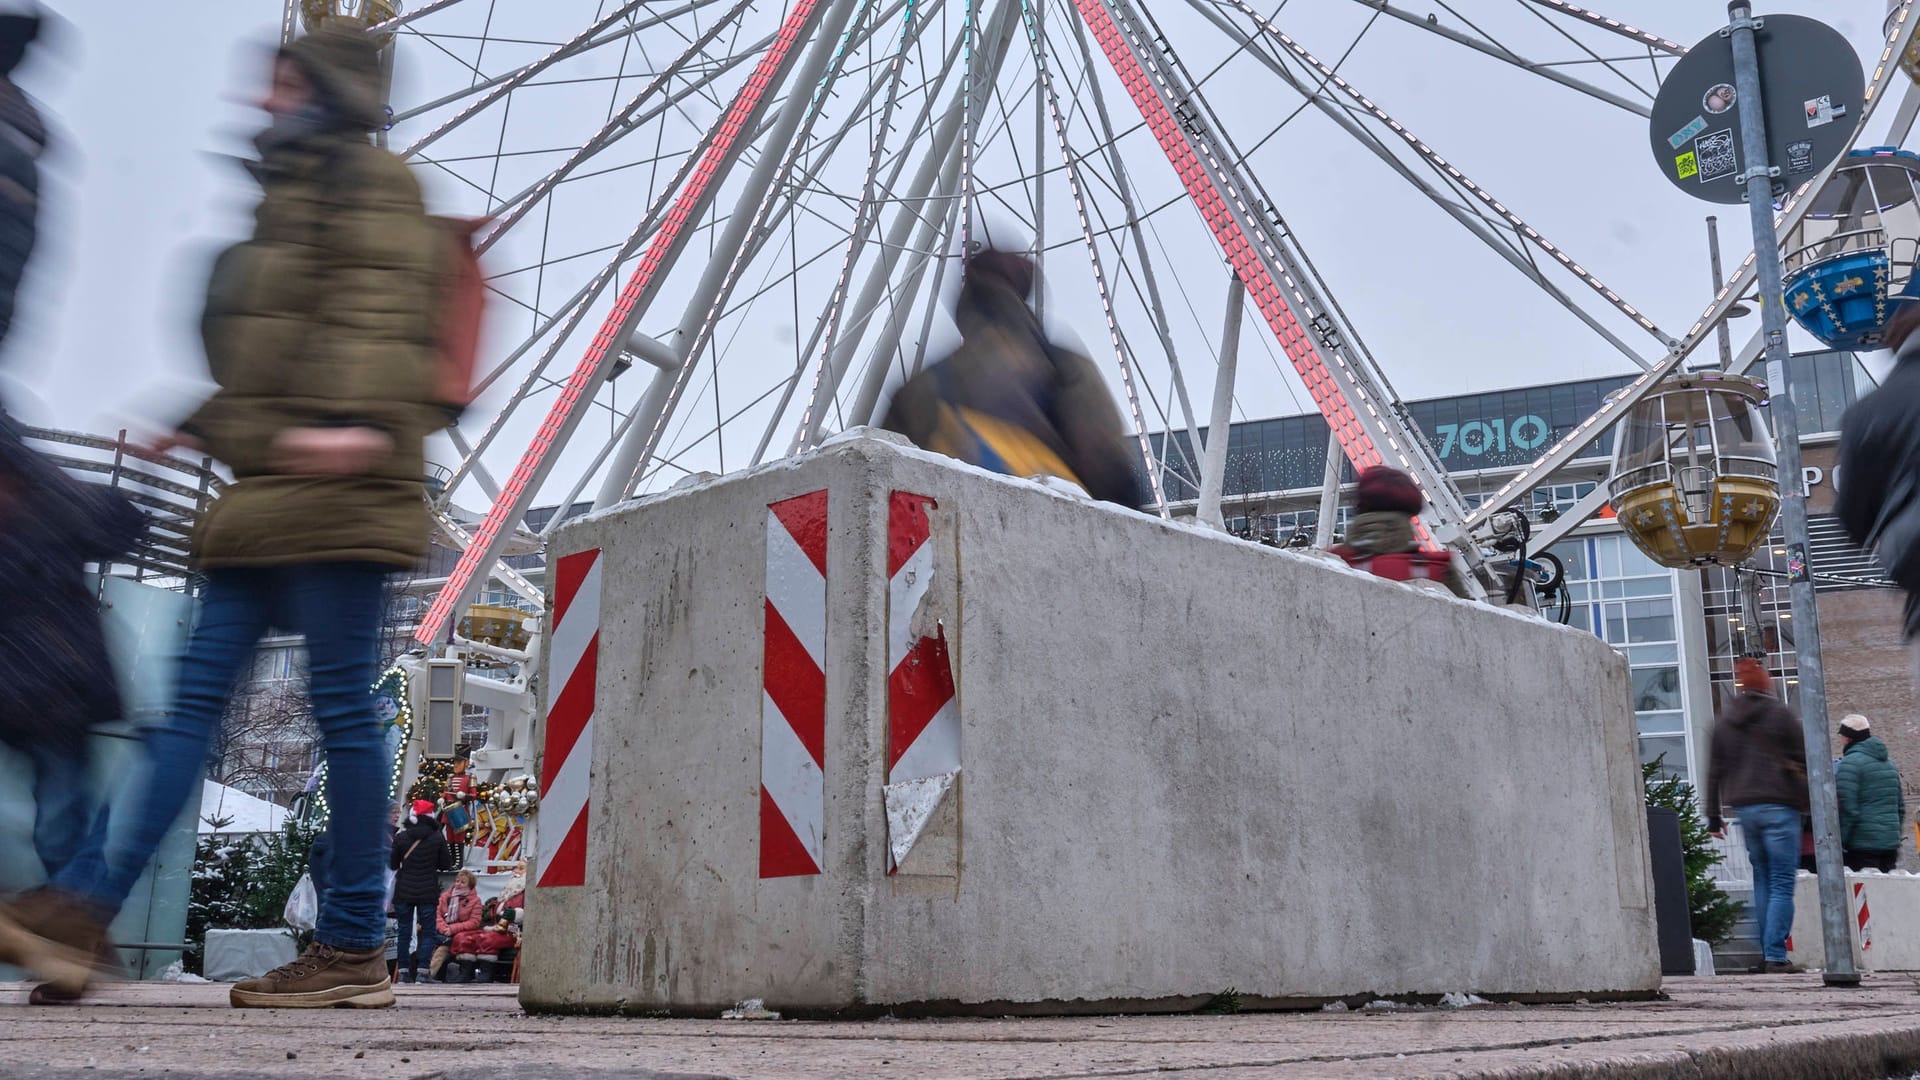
[1157,353,1916,823]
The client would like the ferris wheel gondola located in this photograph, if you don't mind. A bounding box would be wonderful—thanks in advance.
[1782,147,1920,350]
[1607,371,1780,569]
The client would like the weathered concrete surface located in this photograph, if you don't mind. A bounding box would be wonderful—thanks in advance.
[1787,869,1920,971]
[6,977,1920,1078]
[526,434,1657,1014]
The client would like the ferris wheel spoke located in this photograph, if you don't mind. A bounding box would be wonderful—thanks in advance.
[1027,0,1169,515]
[1506,0,1659,103]
[400,1,669,158]
[1186,0,1654,371]
[1464,2,1920,529]
[593,0,876,506]
[469,0,764,252]
[1326,0,1651,116]
[1218,0,1675,353]
[789,0,949,453]
[843,200,965,425]
[735,14,968,464]
[785,0,1022,457]
[1059,2,1208,467]
[1514,0,1683,57]
[470,276,601,401]
[366,0,477,36]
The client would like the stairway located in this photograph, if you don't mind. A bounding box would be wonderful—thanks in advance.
[1709,885,1763,974]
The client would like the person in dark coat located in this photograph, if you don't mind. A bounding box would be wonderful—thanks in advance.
[1839,303,1920,637]
[1704,658,1808,973]
[882,247,1144,508]
[1835,714,1906,872]
[0,10,45,359]
[389,799,453,983]
[0,426,145,881]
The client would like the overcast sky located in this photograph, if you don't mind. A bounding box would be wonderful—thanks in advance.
[3,1,1904,501]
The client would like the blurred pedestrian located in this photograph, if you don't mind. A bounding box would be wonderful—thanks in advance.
[0,9,149,1004]
[0,25,448,1007]
[391,799,452,984]
[882,247,1144,508]
[1835,714,1905,872]
[1327,465,1470,598]
[1839,303,1920,636]
[0,7,45,359]
[1704,658,1808,974]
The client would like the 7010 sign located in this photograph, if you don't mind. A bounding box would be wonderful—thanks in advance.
[1433,414,1552,459]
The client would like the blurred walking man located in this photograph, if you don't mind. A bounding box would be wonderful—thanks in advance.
[882,247,1144,509]
[0,26,445,1008]
[1704,658,1809,974]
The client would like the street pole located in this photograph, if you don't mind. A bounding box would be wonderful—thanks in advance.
[1726,0,1857,986]
[1707,216,1735,369]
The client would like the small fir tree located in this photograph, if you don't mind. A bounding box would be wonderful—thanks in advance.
[1643,757,1743,946]
[184,816,317,974]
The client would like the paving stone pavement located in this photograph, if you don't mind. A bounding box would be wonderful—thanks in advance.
[5,975,1920,1078]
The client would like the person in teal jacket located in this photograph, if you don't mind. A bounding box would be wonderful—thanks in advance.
[1836,714,1907,872]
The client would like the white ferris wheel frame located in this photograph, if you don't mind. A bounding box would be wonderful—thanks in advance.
[279,0,1920,637]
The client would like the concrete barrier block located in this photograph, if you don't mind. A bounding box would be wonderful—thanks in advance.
[520,435,1659,1014]
[1789,870,1920,971]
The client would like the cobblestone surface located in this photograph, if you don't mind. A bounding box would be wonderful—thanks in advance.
[4,975,1920,1078]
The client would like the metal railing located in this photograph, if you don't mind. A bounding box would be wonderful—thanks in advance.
[16,425,223,582]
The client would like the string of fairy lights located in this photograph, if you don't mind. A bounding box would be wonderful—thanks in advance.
[308,664,537,837]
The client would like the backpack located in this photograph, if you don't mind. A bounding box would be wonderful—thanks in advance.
[314,143,486,424]
[1330,546,1458,585]
[431,217,486,422]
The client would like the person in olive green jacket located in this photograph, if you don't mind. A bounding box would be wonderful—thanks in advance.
[1836,714,1907,872]
[0,27,444,1009]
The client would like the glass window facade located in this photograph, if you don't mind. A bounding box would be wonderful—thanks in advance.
[1551,534,1693,781]
[1775,350,1875,437]
[1153,375,1633,501]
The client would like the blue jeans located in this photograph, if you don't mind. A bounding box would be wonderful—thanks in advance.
[393,902,440,976]
[1736,803,1802,964]
[54,563,393,952]
[26,742,98,881]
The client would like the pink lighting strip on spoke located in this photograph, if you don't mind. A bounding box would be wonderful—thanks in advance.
[1067,0,1383,479]
[416,0,829,647]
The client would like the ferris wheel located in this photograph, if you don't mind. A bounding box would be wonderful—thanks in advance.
[284,0,1920,639]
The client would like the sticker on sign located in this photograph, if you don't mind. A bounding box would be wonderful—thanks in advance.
[1694,129,1736,183]
[1805,95,1847,129]
[1674,151,1699,180]
[1667,115,1708,150]
[1786,139,1814,174]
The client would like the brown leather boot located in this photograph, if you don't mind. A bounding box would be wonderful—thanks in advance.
[27,938,126,1005]
[0,888,111,995]
[229,942,394,1009]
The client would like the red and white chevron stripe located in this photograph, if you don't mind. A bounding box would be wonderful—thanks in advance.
[887,491,959,786]
[762,490,829,878]
[537,548,602,889]
[1855,880,1873,953]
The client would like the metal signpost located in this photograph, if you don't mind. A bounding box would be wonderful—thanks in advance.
[1652,3,1864,985]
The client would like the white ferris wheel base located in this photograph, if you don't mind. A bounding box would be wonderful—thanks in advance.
[517,429,1658,1014]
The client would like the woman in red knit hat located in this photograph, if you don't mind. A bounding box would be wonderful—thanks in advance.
[1328,465,1470,598]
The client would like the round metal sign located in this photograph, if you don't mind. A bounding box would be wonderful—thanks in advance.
[1649,13,1865,205]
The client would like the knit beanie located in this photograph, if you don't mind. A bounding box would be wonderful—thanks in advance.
[1354,465,1424,515]
[1839,714,1872,743]
[1733,656,1772,693]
